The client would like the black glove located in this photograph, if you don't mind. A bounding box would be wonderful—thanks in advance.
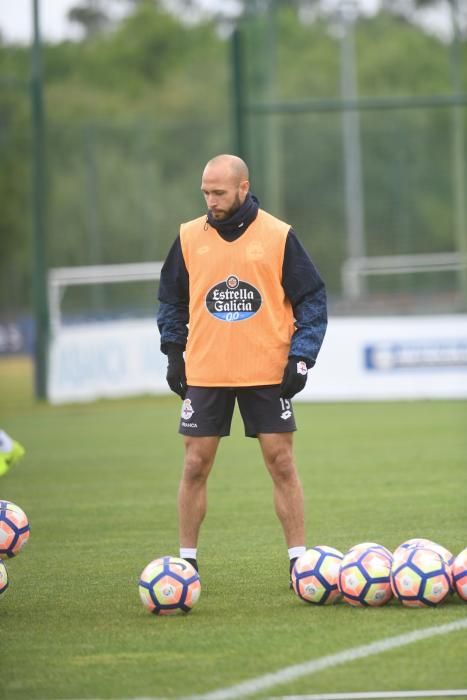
[166,344,187,399]
[279,357,309,399]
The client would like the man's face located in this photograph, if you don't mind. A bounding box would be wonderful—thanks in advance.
[201,165,249,221]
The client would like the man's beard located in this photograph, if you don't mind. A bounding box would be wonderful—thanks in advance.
[210,193,242,221]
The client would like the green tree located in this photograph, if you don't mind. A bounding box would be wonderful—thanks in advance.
[0,1,466,314]
[68,1,111,39]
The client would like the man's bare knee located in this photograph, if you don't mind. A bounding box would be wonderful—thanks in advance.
[267,447,297,484]
[183,454,210,483]
[182,437,218,483]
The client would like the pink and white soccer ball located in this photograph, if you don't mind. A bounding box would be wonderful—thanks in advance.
[338,543,393,607]
[292,545,344,605]
[0,560,8,597]
[390,546,451,607]
[452,547,467,601]
[393,538,454,567]
[138,556,201,615]
[0,501,30,559]
[347,541,392,559]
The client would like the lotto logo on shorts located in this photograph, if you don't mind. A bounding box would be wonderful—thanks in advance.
[205,275,262,322]
[280,398,292,420]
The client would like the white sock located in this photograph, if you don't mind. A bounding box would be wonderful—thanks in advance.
[288,546,306,561]
[180,547,197,561]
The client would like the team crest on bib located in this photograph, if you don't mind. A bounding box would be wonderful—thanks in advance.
[205,274,262,322]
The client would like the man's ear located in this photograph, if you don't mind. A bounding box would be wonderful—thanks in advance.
[240,179,250,199]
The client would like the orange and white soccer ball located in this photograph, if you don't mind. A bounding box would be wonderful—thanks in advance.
[338,543,393,607]
[452,547,467,601]
[292,545,344,605]
[138,556,201,615]
[0,501,30,559]
[390,546,451,607]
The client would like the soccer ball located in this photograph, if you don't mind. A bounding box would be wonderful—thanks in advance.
[390,546,451,607]
[452,547,467,601]
[292,545,344,605]
[338,543,393,607]
[0,501,30,559]
[138,556,201,615]
[393,538,454,567]
[347,541,392,559]
[0,560,8,597]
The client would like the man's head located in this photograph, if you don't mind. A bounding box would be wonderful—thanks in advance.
[201,154,250,221]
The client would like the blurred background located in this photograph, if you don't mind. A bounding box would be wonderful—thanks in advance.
[0,0,466,397]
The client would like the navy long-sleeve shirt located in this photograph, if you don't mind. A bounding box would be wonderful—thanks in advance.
[157,227,327,367]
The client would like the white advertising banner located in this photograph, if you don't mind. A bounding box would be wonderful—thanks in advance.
[298,314,467,402]
[48,319,167,404]
[48,315,467,404]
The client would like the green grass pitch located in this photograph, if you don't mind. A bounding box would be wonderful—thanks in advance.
[1,358,466,700]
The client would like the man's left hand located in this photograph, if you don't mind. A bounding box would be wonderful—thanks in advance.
[279,357,309,399]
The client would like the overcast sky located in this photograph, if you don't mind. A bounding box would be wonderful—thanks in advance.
[0,0,125,43]
[0,0,453,44]
[0,0,239,42]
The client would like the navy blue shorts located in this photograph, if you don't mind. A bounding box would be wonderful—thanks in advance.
[178,385,297,438]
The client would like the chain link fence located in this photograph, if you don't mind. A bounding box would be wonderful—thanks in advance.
[1,5,467,330]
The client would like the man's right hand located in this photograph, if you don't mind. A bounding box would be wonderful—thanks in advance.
[166,345,187,399]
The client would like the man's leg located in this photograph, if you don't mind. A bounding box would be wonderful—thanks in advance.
[178,435,220,553]
[258,432,306,550]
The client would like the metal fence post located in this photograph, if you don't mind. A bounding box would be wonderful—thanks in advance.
[31,0,49,399]
[449,0,467,309]
[339,1,366,297]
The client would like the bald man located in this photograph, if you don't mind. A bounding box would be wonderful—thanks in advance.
[157,154,327,584]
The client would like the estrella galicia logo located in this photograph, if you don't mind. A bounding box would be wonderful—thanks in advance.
[205,274,262,322]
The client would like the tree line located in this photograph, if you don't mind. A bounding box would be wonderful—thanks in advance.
[0,0,465,316]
